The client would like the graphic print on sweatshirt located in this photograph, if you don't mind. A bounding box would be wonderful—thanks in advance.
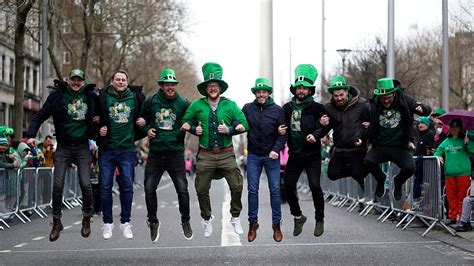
[67,99,87,121]
[291,109,302,131]
[155,108,176,130]
[379,110,401,129]
[109,102,131,123]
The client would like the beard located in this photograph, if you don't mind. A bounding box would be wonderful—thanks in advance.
[335,99,348,108]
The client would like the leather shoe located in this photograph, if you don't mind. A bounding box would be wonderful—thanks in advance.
[49,218,63,242]
[272,224,282,242]
[247,222,259,242]
[81,216,92,238]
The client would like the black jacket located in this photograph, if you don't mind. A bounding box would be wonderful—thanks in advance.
[283,100,329,156]
[368,80,432,148]
[242,99,287,156]
[96,85,146,149]
[26,80,98,145]
[325,87,370,151]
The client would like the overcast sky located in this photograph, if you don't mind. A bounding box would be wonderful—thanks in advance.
[181,0,444,106]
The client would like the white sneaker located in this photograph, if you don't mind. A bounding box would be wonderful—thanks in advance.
[230,217,243,235]
[120,222,133,239]
[201,215,214,238]
[102,223,114,240]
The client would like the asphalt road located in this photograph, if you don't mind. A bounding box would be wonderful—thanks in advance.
[1,172,473,265]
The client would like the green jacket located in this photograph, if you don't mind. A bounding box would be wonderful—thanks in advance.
[140,90,189,153]
[182,97,248,148]
[434,137,474,177]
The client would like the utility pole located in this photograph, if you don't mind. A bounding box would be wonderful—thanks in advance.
[441,0,449,110]
[40,0,49,139]
[387,0,395,78]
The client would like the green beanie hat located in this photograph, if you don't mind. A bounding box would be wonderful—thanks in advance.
[290,64,318,96]
[327,75,350,93]
[251,78,273,94]
[197,62,229,96]
[432,108,446,117]
[374,78,398,96]
[0,125,14,136]
[157,69,179,84]
[69,69,85,80]
[417,116,430,127]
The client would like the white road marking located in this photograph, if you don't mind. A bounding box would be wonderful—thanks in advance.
[221,184,242,246]
[136,205,143,209]
[1,241,442,253]
[73,221,82,225]
[63,226,72,230]
[32,237,45,241]
[0,250,11,253]
[13,243,28,248]
[113,205,119,209]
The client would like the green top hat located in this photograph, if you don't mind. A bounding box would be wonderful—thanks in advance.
[69,69,85,80]
[251,78,273,94]
[290,64,318,96]
[0,125,14,136]
[327,75,350,93]
[197,62,229,96]
[374,78,398,96]
[157,69,179,84]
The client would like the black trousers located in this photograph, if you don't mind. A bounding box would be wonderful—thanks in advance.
[284,153,324,222]
[144,151,190,224]
[327,149,368,187]
[363,146,416,187]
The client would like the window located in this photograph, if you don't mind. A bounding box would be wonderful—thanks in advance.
[9,58,14,85]
[1,55,4,82]
[33,69,38,95]
[63,51,71,65]
[0,103,5,125]
[25,66,30,93]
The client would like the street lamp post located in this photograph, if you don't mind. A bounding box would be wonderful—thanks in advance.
[336,48,352,76]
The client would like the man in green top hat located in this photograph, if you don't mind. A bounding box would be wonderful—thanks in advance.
[319,75,370,191]
[136,68,193,242]
[279,64,330,237]
[181,62,249,238]
[26,68,99,242]
[363,78,431,201]
[242,78,286,242]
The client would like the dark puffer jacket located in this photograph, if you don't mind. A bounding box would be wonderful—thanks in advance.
[325,86,370,151]
[26,80,98,145]
[368,79,431,148]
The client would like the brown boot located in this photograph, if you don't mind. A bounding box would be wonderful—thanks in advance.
[272,223,282,242]
[247,222,259,242]
[81,216,92,238]
[49,218,63,242]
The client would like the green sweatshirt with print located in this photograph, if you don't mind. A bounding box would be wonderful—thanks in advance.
[63,84,88,141]
[140,90,189,153]
[106,86,136,152]
[434,137,474,177]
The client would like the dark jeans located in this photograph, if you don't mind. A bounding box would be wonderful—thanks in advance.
[144,151,190,224]
[363,146,416,187]
[52,143,93,218]
[327,149,368,187]
[284,153,324,222]
[99,150,135,224]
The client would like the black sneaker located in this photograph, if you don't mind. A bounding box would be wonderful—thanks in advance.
[149,221,160,243]
[455,222,472,232]
[182,222,193,240]
[293,215,307,236]
[375,177,386,198]
[314,221,324,237]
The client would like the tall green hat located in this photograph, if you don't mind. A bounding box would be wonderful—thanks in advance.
[69,69,85,80]
[157,69,179,84]
[374,78,398,96]
[290,64,318,96]
[251,78,273,94]
[197,62,228,96]
[327,75,350,93]
[0,125,14,136]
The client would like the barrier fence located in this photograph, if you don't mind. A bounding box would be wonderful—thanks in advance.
[321,156,459,237]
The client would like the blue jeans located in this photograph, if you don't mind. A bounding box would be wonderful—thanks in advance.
[247,153,281,224]
[99,150,135,224]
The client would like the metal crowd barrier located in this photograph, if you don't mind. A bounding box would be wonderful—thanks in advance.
[323,156,457,237]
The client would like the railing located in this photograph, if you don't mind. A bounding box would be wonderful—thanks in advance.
[321,156,459,237]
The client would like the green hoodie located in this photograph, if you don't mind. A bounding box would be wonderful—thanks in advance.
[140,90,189,153]
[289,96,314,153]
[106,86,136,152]
[63,85,88,140]
[434,137,474,177]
